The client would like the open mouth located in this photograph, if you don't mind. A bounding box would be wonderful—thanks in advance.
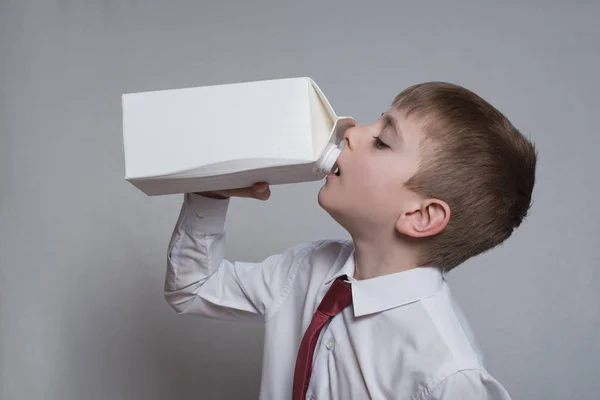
[332,163,341,176]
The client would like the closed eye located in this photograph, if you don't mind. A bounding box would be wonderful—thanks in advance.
[373,136,390,149]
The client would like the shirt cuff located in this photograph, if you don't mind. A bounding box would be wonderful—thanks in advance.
[182,193,230,234]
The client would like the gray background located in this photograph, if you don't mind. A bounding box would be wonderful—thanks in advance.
[1,1,598,399]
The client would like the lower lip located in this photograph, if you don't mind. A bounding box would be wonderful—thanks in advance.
[326,173,339,180]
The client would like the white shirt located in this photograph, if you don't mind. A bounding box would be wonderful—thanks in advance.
[165,194,512,400]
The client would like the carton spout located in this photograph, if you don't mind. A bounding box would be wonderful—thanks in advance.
[315,143,342,175]
[313,117,354,177]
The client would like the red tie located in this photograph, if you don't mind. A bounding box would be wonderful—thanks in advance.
[292,276,353,400]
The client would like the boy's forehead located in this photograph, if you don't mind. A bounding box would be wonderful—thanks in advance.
[381,107,427,138]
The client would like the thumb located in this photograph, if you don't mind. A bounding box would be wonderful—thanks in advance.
[252,182,271,200]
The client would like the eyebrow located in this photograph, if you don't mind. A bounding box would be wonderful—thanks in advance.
[381,112,402,140]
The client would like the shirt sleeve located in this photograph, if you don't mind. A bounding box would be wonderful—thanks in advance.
[425,369,512,400]
[164,193,312,322]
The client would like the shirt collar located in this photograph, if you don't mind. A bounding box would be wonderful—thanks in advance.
[324,251,444,317]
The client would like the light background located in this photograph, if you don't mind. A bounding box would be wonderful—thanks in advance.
[1,1,598,399]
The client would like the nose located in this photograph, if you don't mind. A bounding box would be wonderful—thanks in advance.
[342,126,362,150]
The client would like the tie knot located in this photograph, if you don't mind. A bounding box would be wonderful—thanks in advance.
[317,276,352,317]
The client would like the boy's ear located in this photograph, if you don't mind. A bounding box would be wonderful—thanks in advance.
[396,199,450,238]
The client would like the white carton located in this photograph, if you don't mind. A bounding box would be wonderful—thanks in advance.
[122,77,354,195]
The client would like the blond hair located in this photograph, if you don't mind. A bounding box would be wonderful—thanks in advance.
[394,82,537,271]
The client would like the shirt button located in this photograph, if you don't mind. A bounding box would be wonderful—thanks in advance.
[325,339,335,350]
[196,210,204,218]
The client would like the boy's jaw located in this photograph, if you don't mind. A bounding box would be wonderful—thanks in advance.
[318,154,399,238]
[319,180,424,279]
[319,172,427,279]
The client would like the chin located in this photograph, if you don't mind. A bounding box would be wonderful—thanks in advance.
[319,186,390,236]
[318,186,336,212]
[317,185,331,212]
[318,187,350,227]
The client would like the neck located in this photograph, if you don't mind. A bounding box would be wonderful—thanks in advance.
[350,231,419,280]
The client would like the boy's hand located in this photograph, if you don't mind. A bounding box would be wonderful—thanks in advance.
[195,182,271,201]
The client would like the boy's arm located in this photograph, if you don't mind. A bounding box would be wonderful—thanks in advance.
[164,188,310,322]
[423,370,512,400]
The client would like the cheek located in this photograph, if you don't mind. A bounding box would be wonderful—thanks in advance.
[353,159,413,208]
[347,160,394,201]
[349,156,396,188]
[348,154,379,180]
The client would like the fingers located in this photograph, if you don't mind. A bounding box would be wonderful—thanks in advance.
[255,185,271,201]
[214,182,271,201]
[252,182,270,200]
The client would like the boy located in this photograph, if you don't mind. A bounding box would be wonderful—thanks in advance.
[164,82,536,399]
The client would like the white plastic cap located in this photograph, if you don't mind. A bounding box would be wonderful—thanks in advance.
[315,143,341,176]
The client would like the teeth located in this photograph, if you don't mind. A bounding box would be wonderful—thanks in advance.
[333,164,340,176]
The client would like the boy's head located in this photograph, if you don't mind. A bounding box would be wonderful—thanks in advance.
[318,82,537,272]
